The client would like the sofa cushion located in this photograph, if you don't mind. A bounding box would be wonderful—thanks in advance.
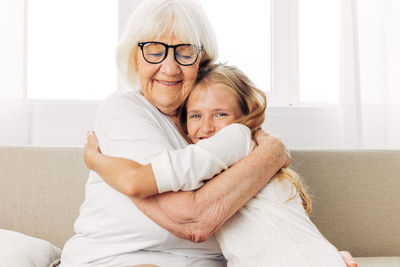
[0,229,61,267]
[355,256,400,267]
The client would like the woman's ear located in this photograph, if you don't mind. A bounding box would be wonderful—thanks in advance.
[130,48,139,73]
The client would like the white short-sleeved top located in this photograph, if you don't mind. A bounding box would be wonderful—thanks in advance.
[60,89,235,267]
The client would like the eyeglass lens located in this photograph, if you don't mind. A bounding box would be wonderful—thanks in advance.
[142,43,200,65]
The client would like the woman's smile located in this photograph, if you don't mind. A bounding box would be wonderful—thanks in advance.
[155,79,182,86]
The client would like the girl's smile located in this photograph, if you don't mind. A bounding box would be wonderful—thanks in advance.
[186,81,243,143]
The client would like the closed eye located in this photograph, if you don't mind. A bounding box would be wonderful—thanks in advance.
[177,54,193,59]
[148,53,164,57]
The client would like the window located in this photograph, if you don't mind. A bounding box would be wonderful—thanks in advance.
[27,0,118,100]
[19,0,343,146]
[299,0,340,104]
[201,0,271,93]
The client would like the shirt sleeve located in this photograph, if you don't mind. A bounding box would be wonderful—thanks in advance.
[152,123,254,193]
[94,91,176,165]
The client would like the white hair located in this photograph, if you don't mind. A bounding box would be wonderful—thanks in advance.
[116,0,218,88]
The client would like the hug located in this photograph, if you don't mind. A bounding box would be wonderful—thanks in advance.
[60,0,357,266]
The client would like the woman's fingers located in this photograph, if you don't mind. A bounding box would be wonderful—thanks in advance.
[254,130,291,168]
[338,251,358,267]
[253,129,270,145]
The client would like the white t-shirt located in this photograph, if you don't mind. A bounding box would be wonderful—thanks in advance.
[61,89,249,267]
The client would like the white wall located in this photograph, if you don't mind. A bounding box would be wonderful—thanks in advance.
[27,102,342,148]
[29,102,98,145]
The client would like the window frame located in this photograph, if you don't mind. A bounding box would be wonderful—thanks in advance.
[270,0,299,106]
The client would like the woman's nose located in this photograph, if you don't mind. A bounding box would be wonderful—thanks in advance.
[160,48,181,75]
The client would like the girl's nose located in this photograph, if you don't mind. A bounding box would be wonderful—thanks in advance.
[201,119,215,133]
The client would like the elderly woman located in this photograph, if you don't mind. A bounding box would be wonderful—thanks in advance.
[61,0,355,266]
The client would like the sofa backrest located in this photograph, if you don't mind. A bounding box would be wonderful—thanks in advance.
[0,147,399,256]
[0,146,88,249]
[291,149,400,257]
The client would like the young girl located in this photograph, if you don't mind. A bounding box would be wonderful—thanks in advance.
[85,64,349,266]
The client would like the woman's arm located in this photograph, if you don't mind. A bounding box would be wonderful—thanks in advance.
[132,130,290,242]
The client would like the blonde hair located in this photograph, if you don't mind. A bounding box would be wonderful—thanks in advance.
[179,63,312,214]
[116,0,218,88]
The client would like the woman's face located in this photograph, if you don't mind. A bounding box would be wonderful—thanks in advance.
[186,81,243,143]
[135,32,201,116]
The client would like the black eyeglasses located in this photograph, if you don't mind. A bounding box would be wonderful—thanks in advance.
[137,41,203,66]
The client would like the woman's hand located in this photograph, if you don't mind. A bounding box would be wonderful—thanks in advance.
[339,251,358,267]
[84,130,101,170]
[254,130,291,168]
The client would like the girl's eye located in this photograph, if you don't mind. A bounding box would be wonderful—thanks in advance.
[216,112,228,118]
[190,114,201,119]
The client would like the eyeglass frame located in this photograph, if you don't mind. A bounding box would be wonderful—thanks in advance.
[137,41,203,66]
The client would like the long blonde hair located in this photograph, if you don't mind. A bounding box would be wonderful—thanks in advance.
[179,63,311,214]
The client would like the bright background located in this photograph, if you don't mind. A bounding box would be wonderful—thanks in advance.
[1,0,399,148]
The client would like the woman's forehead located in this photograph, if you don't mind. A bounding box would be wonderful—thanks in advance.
[143,30,192,44]
[140,16,199,45]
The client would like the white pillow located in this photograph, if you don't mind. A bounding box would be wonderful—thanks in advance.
[0,229,61,267]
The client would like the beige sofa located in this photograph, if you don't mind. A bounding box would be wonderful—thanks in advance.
[0,146,399,266]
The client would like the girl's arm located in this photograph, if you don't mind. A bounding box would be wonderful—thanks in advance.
[84,131,157,199]
[84,124,252,199]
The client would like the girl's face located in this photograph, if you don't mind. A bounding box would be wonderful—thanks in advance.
[186,81,243,143]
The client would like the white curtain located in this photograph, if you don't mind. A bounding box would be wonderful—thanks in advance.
[340,0,400,149]
[0,0,29,145]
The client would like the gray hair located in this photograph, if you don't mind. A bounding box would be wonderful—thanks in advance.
[116,0,218,88]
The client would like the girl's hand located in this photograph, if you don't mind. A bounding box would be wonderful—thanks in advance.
[254,130,291,168]
[339,251,358,267]
[84,130,101,170]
